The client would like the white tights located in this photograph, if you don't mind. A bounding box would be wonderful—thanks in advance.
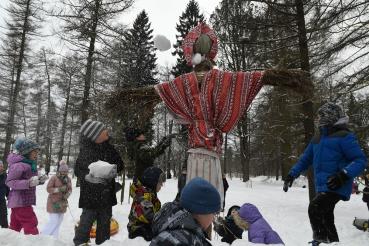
[41,213,65,238]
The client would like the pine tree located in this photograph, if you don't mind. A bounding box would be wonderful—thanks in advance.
[121,10,158,88]
[118,10,157,143]
[171,0,205,77]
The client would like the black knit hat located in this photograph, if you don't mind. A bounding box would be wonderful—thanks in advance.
[140,167,165,191]
[123,127,144,142]
[80,119,105,142]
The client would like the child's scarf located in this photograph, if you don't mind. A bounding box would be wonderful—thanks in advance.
[21,158,37,172]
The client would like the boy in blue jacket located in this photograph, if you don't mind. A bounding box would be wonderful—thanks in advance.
[283,102,367,246]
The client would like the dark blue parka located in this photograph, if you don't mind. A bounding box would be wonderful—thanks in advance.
[289,117,367,201]
[0,172,10,201]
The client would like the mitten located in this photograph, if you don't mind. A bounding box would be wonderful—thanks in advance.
[63,192,71,200]
[326,170,350,191]
[283,174,295,192]
[54,186,67,193]
[29,176,39,187]
[39,175,49,183]
[157,136,172,154]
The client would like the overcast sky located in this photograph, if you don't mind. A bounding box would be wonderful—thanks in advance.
[0,0,222,66]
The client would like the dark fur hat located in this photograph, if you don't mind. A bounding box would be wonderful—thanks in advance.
[123,127,144,142]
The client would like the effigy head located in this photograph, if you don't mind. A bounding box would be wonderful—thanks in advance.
[183,22,218,68]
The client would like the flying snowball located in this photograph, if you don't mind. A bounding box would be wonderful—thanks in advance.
[153,34,171,51]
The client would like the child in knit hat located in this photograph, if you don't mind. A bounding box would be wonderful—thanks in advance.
[233,203,284,245]
[41,160,72,238]
[150,177,221,246]
[0,161,10,228]
[127,166,166,241]
[5,137,49,235]
[74,119,124,246]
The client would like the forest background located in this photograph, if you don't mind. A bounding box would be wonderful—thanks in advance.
[0,0,368,201]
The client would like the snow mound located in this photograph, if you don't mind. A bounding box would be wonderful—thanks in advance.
[88,160,116,179]
[153,34,171,51]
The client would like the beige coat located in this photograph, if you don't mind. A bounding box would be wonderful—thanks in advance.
[46,175,72,213]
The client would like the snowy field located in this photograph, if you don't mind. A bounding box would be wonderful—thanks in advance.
[0,173,368,246]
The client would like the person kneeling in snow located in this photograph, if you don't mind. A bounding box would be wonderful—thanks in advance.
[213,205,243,244]
[127,167,165,241]
[41,160,72,238]
[234,203,285,245]
[73,119,124,246]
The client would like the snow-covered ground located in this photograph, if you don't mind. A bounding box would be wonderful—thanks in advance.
[0,174,368,246]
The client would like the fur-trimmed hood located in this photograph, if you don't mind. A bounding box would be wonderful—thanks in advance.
[233,211,250,230]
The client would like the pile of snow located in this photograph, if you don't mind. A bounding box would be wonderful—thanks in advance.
[88,160,116,178]
[153,34,171,51]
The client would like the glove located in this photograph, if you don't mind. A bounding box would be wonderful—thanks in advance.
[283,174,295,192]
[157,137,172,154]
[326,171,350,191]
[39,175,49,183]
[29,176,39,187]
[63,192,71,200]
[54,186,67,193]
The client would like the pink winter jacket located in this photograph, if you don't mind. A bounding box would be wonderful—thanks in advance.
[46,175,72,213]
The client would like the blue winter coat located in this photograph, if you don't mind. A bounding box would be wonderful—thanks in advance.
[289,118,367,201]
[0,172,10,201]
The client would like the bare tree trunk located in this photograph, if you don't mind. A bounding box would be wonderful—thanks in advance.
[2,0,31,169]
[81,0,100,124]
[295,0,315,202]
[58,75,72,169]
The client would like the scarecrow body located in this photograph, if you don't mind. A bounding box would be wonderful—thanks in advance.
[155,23,264,206]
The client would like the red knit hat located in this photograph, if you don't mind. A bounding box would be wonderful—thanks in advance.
[182,22,218,66]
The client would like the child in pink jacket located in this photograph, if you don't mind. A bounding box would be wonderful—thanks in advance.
[5,137,49,235]
[41,160,72,238]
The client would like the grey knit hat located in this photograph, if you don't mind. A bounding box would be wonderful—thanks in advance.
[316,102,343,123]
[80,119,105,142]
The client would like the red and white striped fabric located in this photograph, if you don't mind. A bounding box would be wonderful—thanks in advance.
[155,69,264,155]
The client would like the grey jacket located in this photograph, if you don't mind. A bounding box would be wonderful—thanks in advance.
[150,201,212,246]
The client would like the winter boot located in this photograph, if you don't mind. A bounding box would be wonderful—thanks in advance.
[308,240,321,246]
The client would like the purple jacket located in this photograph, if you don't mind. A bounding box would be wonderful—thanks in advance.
[5,153,38,208]
[239,203,285,245]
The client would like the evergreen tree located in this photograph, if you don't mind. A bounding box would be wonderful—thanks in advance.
[171,0,205,77]
[121,10,158,88]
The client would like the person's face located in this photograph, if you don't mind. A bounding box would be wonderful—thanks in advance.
[137,134,145,141]
[95,130,109,143]
[194,213,215,230]
[231,209,238,215]
[156,183,163,192]
[60,171,68,175]
[183,170,187,174]
[317,114,330,121]
[28,150,39,160]
[0,166,3,173]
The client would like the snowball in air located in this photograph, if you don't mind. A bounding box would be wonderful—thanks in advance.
[153,34,171,51]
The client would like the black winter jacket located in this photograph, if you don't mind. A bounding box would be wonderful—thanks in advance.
[150,201,212,246]
[75,136,124,209]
